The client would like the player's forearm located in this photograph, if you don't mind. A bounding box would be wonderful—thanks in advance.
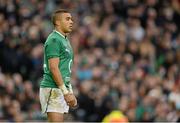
[50,67,69,95]
[48,58,69,95]
[50,66,64,86]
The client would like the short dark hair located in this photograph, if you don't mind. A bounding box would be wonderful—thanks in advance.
[51,9,69,25]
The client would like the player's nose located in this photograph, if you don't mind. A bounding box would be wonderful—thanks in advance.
[70,19,73,24]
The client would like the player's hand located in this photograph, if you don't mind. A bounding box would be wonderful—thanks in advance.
[64,93,77,107]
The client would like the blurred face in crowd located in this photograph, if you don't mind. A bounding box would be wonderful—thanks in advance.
[55,12,73,33]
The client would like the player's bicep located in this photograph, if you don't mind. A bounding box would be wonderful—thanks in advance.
[48,57,59,71]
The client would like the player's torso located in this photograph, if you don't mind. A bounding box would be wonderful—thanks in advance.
[41,31,73,88]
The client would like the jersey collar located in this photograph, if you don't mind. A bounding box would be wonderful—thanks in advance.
[54,30,66,39]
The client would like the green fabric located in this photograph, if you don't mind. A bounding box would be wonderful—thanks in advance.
[155,55,165,69]
[135,104,154,121]
[135,105,145,121]
[40,30,74,89]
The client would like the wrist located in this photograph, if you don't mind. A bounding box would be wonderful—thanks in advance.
[69,84,73,94]
[59,84,68,95]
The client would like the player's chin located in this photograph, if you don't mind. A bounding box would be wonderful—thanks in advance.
[67,29,72,33]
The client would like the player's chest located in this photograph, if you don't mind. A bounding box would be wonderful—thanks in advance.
[61,39,72,50]
[61,40,73,57]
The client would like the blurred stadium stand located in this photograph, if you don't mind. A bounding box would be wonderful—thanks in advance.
[0,0,179,122]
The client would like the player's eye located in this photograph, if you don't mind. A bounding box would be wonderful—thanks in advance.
[66,17,73,22]
[66,17,70,20]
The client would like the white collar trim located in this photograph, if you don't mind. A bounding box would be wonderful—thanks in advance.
[54,30,66,38]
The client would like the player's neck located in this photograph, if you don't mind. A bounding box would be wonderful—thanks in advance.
[55,27,66,37]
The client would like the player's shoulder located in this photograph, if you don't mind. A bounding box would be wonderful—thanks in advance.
[44,32,60,45]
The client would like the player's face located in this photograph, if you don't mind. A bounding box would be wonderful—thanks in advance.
[59,13,73,33]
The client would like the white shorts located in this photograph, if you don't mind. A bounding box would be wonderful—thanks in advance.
[39,88,69,114]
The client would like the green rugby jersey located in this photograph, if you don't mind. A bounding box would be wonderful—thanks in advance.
[40,30,74,89]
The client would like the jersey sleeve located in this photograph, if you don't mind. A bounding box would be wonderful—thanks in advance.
[45,38,62,59]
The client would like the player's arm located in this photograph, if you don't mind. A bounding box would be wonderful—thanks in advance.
[49,57,77,107]
[46,39,77,107]
[45,39,68,95]
[48,58,68,95]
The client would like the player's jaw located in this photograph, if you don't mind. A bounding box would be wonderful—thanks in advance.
[64,24,73,33]
[69,24,73,31]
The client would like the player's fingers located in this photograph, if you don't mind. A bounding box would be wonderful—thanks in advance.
[67,100,74,107]
[67,102,73,107]
[71,99,77,107]
[73,98,77,106]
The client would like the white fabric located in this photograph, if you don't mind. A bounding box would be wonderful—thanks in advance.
[39,88,69,114]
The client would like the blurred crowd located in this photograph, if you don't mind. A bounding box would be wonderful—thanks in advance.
[0,0,180,122]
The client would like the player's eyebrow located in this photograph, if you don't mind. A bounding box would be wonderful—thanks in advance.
[66,17,71,19]
[66,16,73,21]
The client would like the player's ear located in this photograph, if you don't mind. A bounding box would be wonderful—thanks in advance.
[55,20,61,26]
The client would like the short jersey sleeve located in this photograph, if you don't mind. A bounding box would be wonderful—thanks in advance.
[45,38,61,59]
